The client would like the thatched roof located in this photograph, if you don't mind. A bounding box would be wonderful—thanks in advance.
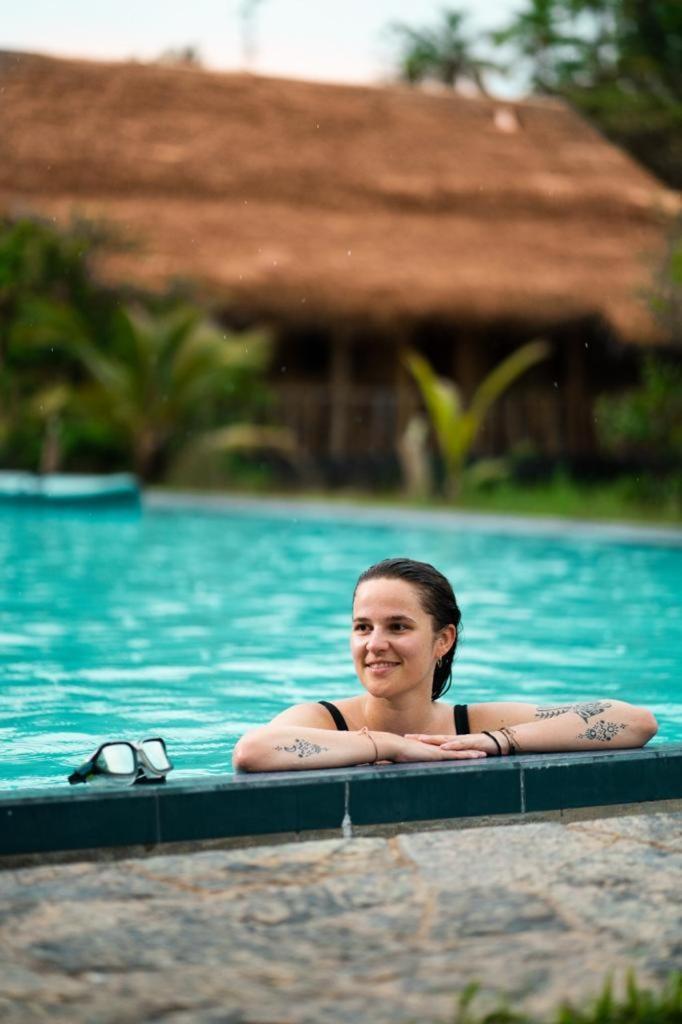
[1,51,678,343]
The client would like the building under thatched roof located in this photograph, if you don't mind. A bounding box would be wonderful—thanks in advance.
[1,51,679,477]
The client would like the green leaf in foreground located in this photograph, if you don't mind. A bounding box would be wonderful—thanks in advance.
[446,972,682,1024]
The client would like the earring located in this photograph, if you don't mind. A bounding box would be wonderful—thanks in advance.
[436,657,442,668]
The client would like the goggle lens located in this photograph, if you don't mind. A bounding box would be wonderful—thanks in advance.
[141,739,170,772]
[96,744,137,775]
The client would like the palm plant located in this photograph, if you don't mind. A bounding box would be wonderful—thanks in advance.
[75,305,296,480]
[18,298,293,480]
[403,340,550,499]
[389,8,500,93]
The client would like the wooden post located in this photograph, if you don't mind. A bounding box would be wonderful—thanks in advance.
[454,332,487,452]
[452,332,479,404]
[392,323,416,446]
[329,329,351,457]
[564,336,594,455]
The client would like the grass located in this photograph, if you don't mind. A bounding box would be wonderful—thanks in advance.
[451,474,682,525]
[448,973,682,1024]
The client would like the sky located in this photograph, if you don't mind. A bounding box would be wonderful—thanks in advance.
[1,0,527,96]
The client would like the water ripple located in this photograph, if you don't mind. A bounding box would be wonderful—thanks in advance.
[1,504,680,789]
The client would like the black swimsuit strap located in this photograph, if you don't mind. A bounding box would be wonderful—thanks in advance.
[454,704,470,735]
[318,700,468,734]
[318,700,349,731]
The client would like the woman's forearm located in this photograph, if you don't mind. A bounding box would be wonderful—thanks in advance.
[233,726,396,772]
[500,701,658,753]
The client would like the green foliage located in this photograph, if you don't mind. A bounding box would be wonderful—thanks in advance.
[493,0,682,187]
[389,3,681,185]
[494,0,681,99]
[388,8,500,92]
[65,305,276,478]
[0,215,126,471]
[403,340,549,499]
[0,215,281,480]
[596,356,682,461]
[448,971,682,1024]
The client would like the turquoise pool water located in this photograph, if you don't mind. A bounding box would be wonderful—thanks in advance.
[1,500,681,790]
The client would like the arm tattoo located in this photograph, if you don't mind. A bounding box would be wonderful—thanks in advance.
[578,719,627,742]
[275,738,329,759]
[535,701,612,724]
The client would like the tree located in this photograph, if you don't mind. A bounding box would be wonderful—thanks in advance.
[389,8,500,94]
[494,0,682,187]
[239,0,269,69]
[403,341,550,499]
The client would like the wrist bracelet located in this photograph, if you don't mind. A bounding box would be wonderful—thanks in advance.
[482,730,503,756]
[359,727,379,764]
[499,726,519,754]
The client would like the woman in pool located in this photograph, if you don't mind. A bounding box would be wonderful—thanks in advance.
[233,558,657,772]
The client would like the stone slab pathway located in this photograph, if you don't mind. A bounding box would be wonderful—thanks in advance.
[1,811,680,1023]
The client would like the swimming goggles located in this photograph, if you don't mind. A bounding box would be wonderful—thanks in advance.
[68,737,173,786]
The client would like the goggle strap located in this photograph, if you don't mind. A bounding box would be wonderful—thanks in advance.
[68,764,94,785]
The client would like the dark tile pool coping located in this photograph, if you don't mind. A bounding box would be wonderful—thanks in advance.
[2,744,681,858]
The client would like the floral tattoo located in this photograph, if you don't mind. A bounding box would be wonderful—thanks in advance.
[275,739,329,759]
[578,720,627,742]
[535,701,612,724]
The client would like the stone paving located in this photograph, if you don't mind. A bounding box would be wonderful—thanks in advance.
[0,810,680,1024]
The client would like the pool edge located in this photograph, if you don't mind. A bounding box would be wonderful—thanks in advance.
[2,744,681,860]
[144,490,682,546]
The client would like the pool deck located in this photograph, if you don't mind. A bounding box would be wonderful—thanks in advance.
[1,805,680,1023]
[147,489,682,546]
[3,747,680,1020]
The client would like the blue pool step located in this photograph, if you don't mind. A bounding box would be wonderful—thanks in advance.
[0,472,140,506]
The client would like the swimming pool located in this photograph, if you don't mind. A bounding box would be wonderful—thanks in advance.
[1,497,681,790]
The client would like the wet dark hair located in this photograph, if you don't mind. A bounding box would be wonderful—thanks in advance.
[353,557,461,700]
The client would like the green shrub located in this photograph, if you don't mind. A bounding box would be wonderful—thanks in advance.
[596,357,682,463]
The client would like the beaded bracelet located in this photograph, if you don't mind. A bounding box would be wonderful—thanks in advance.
[499,726,519,754]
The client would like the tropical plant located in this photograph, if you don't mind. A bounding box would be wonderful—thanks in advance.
[493,0,682,188]
[0,215,126,471]
[403,340,550,499]
[388,8,500,93]
[28,382,75,473]
[0,215,291,480]
[27,301,292,480]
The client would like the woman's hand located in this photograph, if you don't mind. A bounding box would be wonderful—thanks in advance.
[404,733,505,756]
[388,733,488,763]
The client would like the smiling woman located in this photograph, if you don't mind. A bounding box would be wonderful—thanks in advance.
[232,558,659,772]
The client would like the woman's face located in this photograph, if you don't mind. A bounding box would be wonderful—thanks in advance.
[351,577,454,699]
